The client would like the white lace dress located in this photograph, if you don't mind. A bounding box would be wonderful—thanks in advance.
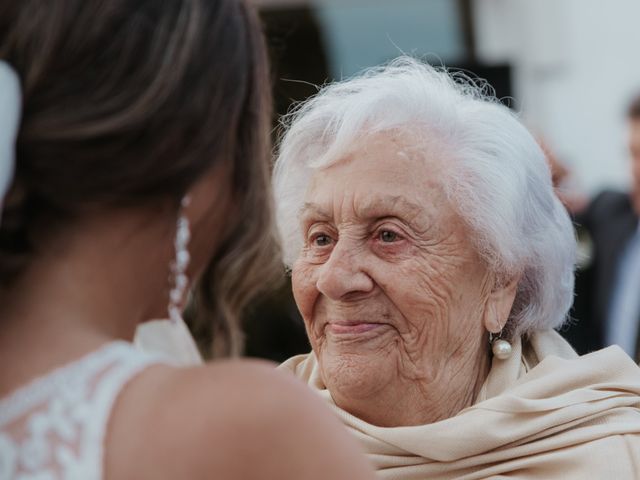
[0,342,163,479]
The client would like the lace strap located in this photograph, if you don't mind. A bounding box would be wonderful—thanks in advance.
[82,346,165,479]
[0,342,139,426]
[0,342,166,479]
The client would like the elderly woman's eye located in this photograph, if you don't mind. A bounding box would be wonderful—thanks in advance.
[379,230,399,242]
[313,234,333,247]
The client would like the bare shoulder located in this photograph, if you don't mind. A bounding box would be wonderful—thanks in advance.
[105,359,373,480]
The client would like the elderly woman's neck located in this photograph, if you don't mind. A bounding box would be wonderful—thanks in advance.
[418,345,492,425]
[332,341,492,428]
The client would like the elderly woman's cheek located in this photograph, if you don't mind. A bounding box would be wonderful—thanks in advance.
[408,250,455,293]
[291,261,319,323]
[395,255,463,330]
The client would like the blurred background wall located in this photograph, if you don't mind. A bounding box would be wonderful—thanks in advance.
[474,0,640,194]
[252,0,640,192]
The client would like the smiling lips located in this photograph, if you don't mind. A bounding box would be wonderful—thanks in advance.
[326,321,384,334]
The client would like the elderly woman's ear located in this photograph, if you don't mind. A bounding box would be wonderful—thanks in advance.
[483,274,522,334]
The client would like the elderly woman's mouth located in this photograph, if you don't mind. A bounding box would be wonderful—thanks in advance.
[326,321,387,335]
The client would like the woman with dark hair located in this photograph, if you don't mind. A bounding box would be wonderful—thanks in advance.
[0,1,374,478]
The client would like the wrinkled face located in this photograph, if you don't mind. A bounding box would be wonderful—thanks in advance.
[291,133,494,417]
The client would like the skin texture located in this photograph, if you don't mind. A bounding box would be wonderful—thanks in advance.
[0,162,374,479]
[292,132,519,427]
[106,360,375,479]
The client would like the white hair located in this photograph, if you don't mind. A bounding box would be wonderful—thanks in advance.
[273,57,576,338]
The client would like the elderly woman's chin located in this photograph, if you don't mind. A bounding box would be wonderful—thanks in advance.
[315,324,402,411]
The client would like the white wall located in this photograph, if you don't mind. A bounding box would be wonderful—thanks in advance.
[473,0,640,194]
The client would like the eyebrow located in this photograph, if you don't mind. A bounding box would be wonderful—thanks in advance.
[299,202,331,220]
[299,195,428,230]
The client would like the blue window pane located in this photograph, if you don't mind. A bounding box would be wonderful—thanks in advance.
[313,0,464,79]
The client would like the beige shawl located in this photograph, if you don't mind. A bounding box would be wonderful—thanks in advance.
[134,319,203,366]
[280,330,640,479]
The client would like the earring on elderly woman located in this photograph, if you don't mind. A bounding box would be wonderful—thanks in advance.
[490,329,513,360]
[168,195,191,325]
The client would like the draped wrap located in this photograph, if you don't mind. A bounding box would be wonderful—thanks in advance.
[280,330,640,479]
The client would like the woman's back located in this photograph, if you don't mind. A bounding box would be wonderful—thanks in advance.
[1,342,373,479]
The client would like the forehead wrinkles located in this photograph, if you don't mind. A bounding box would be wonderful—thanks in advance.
[300,131,451,227]
[300,193,431,235]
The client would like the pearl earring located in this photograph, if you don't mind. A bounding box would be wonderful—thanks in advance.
[490,330,512,360]
[168,196,191,325]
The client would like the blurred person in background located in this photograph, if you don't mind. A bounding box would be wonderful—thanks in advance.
[567,94,640,359]
[0,1,375,479]
[275,57,640,479]
[536,137,595,354]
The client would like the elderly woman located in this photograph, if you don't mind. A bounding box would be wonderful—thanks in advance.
[275,57,640,479]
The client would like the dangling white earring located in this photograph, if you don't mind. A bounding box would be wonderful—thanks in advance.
[168,195,191,325]
[490,330,512,360]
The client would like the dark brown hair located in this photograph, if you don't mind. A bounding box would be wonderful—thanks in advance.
[0,0,281,354]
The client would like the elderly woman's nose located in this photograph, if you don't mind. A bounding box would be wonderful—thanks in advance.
[315,244,374,300]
